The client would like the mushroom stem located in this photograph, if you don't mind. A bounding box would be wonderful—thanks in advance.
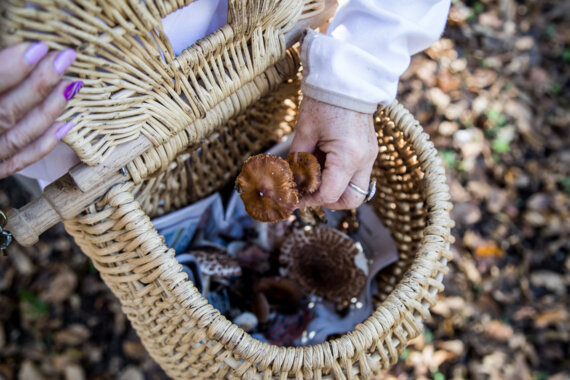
[202,276,211,296]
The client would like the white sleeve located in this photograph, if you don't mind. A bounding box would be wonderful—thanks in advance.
[300,0,451,113]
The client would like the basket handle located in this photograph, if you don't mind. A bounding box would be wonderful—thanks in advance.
[5,136,152,246]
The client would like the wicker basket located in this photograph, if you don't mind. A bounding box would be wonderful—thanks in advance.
[2,1,453,378]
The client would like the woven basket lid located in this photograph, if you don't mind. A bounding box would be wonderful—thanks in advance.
[0,0,322,170]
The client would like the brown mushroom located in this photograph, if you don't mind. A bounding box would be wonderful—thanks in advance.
[286,152,321,195]
[298,206,327,226]
[257,277,303,314]
[236,154,299,222]
[236,244,270,272]
[279,227,368,303]
[252,292,270,323]
[189,248,242,295]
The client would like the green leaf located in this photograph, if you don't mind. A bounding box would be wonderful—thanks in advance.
[562,49,570,62]
[545,24,556,40]
[502,82,514,92]
[492,138,510,154]
[18,289,49,316]
[433,371,446,380]
[551,82,562,95]
[424,328,434,343]
[441,150,457,168]
[473,2,484,14]
[560,176,570,195]
[399,348,410,360]
[486,108,508,127]
[89,261,98,274]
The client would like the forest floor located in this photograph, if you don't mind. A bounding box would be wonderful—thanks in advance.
[1,0,568,379]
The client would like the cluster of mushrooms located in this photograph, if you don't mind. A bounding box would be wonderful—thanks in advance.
[178,153,370,345]
[236,152,322,222]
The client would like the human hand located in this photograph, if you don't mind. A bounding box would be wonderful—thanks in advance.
[0,42,82,179]
[289,97,378,210]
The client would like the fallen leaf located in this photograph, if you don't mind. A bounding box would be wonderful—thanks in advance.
[118,366,144,380]
[435,340,465,358]
[55,325,91,346]
[475,243,504,258]
[485,320,514,341]
[535,309,569,328]
[64,364,85,380]
[123,340,147,360]
[515,36,535,51]
[40,269,77,304]
[530,271,565,295]
[19,360,44,380]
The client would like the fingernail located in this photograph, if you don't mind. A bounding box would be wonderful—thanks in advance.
[53,49,76,74]
[56,122,74,140]
[24,42,48,66]
[63,81,83,100]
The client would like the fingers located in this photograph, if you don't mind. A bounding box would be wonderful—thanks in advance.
[299,131,378,210]
[300,150,352,208]
[0,120,73,179]
[0,48,76,131]
[0,42,79,179]
[302,156,373,210]
[328,166,375,210]
[0,79,82,161]
[292,96,379,210]
[0,42,48,93]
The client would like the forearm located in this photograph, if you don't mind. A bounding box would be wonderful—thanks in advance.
[301,0,451,113]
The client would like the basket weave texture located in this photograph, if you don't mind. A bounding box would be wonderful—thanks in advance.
[2,0,453,378]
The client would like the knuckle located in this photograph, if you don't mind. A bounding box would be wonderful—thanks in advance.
[345,198,363,209]
[2,157,23,177]
[0,105,17,129]
[0,131,23,156]
[320,193,339,205]
[36,99,63,123]
[368,144,379,159]
[344,142,366,163]
[37,134,57,155]
[32,69,58,99]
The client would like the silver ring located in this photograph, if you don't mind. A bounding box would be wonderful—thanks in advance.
[348,180,376,202]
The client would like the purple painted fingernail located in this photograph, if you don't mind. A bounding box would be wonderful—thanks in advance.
[63,81,83,100]
[56,122,74,140]
[24,42,48,66]
[53,49,76,74]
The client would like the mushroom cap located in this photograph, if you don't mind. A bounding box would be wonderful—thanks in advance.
[236,244,270,269]
[236,154,299,222]
[189,249,242,277]
[279,227,367,303]
[257,277,303,310]
[286,152,321,195]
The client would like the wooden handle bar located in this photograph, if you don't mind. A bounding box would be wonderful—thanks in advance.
[6,172,125,246]
[6,136,151,246]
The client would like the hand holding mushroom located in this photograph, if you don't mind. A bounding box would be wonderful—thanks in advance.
[236,97,378,222]
[290,97,378,210]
